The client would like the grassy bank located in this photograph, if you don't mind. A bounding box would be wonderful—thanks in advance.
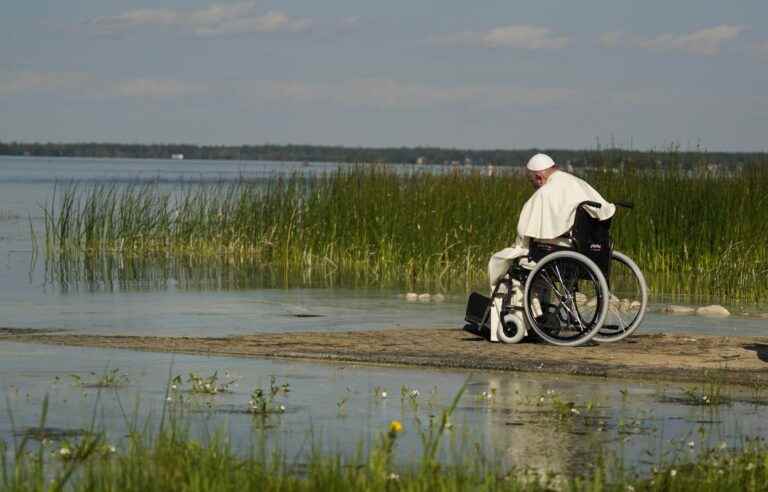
[6,412,768,491]
[42,165,768,302]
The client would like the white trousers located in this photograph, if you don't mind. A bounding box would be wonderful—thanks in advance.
[488,246,528,289]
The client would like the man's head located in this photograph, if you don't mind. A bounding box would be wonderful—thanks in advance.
[525,153,558,189]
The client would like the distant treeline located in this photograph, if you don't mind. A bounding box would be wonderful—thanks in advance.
[0,141,764,168]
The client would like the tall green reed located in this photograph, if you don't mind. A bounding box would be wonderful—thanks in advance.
[42,165,768,302]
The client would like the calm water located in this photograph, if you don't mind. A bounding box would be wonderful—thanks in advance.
[3,341,767,475]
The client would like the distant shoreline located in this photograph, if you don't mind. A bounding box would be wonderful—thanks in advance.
[1,142,763,167]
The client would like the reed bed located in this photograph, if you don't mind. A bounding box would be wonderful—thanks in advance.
[6,408,768,492]
[42,165,768,302]
[7,390,768,492]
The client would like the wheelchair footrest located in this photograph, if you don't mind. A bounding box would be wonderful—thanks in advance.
[465,292,491,326]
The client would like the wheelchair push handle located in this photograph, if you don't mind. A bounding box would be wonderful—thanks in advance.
[581,200,635,210]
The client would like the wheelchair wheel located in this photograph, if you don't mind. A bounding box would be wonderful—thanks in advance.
[523,251,608,347]
[593,251,648,343]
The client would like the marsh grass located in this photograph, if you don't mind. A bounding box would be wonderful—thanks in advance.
[42,164,768,301]
[70,368,129,389]
[6,392,768,491]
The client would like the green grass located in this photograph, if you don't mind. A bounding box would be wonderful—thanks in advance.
[41,163,768,302]
[6,403,768,491]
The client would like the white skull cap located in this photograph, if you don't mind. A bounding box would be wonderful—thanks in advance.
[526,153,555,172]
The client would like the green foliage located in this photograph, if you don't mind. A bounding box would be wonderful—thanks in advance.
[70,368,129,389]
[248,376,289,415]
[42,164,768,301]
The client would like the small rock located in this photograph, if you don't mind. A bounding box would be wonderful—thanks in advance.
[757,313,768,319]
[620,298,631,312]
[418,293,431,302]
[433,293,446,303]
[405,292,419,302]
[696,305,730,317]
[629,300,642,309]
[586,297,597,307]
[574,292,588,305]
[664,305,695,315]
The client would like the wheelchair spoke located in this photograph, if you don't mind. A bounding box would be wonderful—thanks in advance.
[540,268,566,300]
[608,304,628,332]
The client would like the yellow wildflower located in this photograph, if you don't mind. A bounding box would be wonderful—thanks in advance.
[388,420,404,434]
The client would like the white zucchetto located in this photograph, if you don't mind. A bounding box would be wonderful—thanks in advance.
[525,153,556,172]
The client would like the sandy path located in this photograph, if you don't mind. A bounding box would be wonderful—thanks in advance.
[3,327,768,385]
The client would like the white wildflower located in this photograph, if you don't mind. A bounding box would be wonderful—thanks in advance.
[59,447,71,458]
[670,469,677,478]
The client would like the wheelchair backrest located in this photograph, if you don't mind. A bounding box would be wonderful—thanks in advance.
[570,202,612,279]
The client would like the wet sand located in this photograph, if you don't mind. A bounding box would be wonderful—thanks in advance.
[3,327,768,385]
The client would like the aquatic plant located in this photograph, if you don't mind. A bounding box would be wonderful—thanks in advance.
[70,368,129,389]
[172,371,240,396]
[247,376,290,416]
[41,163,768,302]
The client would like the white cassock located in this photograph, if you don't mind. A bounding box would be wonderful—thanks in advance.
[488,170,616,288]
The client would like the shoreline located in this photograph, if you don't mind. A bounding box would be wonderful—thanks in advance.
[3,327,768,386]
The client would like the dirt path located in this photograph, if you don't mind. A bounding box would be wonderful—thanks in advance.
[3,327,768,385]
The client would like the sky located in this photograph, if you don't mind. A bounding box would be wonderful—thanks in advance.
[1,1,767,151]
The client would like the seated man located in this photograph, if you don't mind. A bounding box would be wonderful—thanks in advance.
[486,153,615,341]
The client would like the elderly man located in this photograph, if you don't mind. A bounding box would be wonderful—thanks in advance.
[486,153,615,341]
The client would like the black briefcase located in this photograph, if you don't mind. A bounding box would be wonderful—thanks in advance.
[465,292,491,325]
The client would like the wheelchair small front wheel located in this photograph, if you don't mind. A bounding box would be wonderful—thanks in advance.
[523,251,609,347]
[593,251,648,343]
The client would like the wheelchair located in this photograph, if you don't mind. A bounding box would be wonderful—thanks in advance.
[466,201,648,347]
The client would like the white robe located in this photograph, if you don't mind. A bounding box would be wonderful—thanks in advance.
[488,170,615,287]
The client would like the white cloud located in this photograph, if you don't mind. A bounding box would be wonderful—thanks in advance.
[599,31,623,49]
[196,11,311,36]
[0,72,205,99]
[240,79,575,109]
[754,41,768,61]
[109,79,206,98]
[636,25,747,56]
[89,2,312,36]
[0,72,93,96]
[435,25,568,50]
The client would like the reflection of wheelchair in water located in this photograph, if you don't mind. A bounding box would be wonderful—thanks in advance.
[466,201,648,347]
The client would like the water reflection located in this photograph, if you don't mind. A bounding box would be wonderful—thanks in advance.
[3,342,766,476]
[44,253,423,293]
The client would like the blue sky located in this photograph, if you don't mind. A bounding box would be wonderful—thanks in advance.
[1,1,767,150]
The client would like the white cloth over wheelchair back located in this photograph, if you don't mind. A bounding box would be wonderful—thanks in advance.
[518,170,615,241]
[488,170,616,289]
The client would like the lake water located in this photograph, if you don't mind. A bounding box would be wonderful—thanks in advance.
[3,341,767,476]
[1,156,768,475]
